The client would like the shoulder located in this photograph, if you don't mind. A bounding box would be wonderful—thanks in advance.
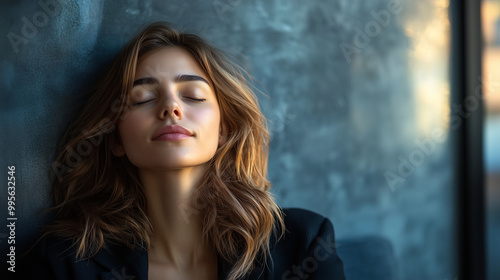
[273,208,337,253]
[27,235,77,260]
[18,235,94,280]
[281,208,332,238]
[18,234,147,280]
[271,208,346,280]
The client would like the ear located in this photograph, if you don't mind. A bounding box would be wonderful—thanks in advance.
[110,132,125,157]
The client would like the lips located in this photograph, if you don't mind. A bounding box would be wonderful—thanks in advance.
[152,125,194,141]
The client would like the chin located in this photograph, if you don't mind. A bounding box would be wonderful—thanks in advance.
[137,159,213,170]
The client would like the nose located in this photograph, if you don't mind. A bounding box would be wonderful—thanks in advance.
[159,95,183,120]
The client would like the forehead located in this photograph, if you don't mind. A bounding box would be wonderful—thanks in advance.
[135,46,208,80]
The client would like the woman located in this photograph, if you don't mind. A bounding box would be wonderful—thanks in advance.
[20,22,345,280]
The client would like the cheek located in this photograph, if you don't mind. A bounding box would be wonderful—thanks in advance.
[192,106,220,143]
[118,113,149,146]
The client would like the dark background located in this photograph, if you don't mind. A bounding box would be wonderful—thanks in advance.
[2,0,489,279]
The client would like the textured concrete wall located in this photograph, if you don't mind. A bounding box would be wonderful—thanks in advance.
[0,0,457,279]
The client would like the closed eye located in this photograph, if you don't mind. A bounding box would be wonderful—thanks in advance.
[184,97,206,102]
[132,99,155,106]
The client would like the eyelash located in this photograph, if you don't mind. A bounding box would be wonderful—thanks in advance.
[185,97,206,102]
[131,97,206,106]
[132,100,154,106]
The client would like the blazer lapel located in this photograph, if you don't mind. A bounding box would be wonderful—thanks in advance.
[90,243,148,280]
[217,230,279,280]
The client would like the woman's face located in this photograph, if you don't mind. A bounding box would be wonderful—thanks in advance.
[117,46,221,170]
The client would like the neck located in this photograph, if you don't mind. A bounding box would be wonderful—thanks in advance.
[140,164,214,269]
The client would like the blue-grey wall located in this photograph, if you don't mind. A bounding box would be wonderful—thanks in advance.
[0,0,457,279]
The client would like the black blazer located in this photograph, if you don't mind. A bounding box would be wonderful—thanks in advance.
[18,208,345,280]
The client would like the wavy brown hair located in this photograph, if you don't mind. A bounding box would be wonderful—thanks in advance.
[43,22,284,280]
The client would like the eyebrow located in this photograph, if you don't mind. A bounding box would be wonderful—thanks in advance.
[133,74,210,87]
